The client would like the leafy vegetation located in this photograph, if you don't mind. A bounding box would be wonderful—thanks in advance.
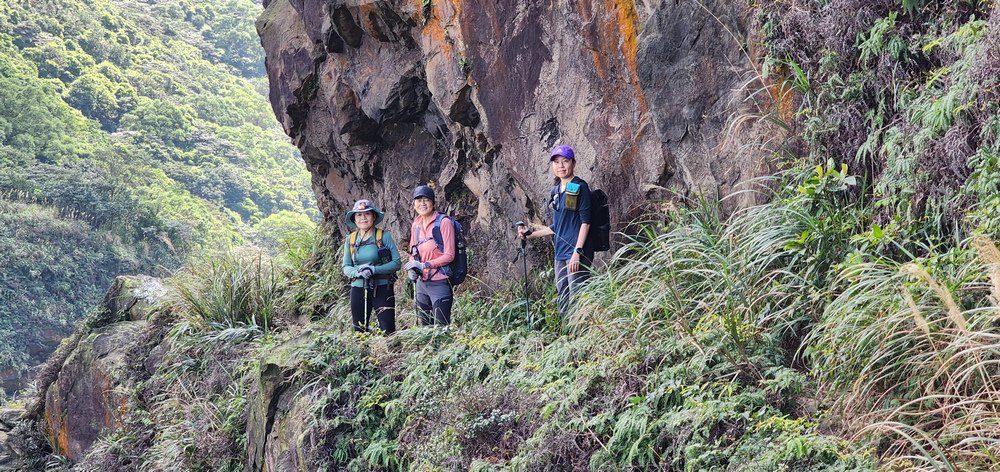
[760,0,998,246]
[57,157,1000,470]
[38,181,876,470]
[0,0,316,394]
[0,197,154,393]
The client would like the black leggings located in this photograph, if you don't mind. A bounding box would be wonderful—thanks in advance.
[350,285,396,334]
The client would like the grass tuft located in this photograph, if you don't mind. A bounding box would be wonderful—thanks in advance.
[169,247,278,332]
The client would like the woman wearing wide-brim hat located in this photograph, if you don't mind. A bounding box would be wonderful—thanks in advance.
[341,199,401,334]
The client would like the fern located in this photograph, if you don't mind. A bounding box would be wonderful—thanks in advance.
[857,12,898,66]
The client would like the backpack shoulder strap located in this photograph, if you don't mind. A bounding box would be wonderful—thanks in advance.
[375,228,384,249]
[431,213,446,251]
[349,231,359,264]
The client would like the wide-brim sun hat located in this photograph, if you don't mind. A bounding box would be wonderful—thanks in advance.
[344,199,384,230]
[549,144,575,161]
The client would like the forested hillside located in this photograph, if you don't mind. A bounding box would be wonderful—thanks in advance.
[0,0,316,395]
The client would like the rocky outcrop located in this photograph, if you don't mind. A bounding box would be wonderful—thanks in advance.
[0,404,50,472]
[246,335,315,472]
[32,276,167,463]
[43,321,145,462]
[257,0,775,277]
[0,406,24,469]
[638,0,777,209]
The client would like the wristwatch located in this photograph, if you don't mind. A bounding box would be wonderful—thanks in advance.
[423,262,431,269]
[574,247,585,255]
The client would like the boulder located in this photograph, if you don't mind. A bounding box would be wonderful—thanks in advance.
[31,275,165,463]
[0,431,11,470]
[0,407,21,431]
[0,405,47,471]
[102,275,168,323]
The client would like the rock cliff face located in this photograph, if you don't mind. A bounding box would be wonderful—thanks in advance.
[257,0,774,274]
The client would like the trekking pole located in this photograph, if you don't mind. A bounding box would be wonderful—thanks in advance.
[514,222,533,325]
[363,275,370,332]
[411,246,421,326]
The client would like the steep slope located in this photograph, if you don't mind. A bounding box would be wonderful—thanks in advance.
[759,0,1000,243]
[0,200,152,395]
[4,229,878,471]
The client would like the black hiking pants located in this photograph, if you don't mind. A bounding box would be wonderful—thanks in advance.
[350,284,396,334]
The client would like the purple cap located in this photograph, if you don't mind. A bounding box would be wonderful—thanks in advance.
[549,145,575,161]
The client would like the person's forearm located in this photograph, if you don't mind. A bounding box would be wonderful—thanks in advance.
[529,225,554,239]
[575,223,590,250]
[425,250,455,268]
[374,259,401,274]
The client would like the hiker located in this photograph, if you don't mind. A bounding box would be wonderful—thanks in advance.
[406,185,456,326]
[341,199,401,334]
[517,145,593,316]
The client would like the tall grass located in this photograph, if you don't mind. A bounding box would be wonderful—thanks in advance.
[569,196,816,380]
[169,247,278,332]
[566,177,1000,469]
[809,236,1000,470]
[277,227,348,322]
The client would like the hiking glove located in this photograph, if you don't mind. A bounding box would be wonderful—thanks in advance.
[357,264,374,280]
[404,260,423,272]
[404,260,422,280]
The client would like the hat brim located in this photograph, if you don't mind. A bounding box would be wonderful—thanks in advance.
[344,208,385,230]
[550,153,575,161]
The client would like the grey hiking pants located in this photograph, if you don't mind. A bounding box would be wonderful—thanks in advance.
[555,256,591,316]
[415,278,453,326]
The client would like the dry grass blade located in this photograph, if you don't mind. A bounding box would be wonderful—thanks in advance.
[900,263,967,334]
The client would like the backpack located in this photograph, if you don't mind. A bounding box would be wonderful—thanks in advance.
[349,228,396,282]
[550,183,612,252]
[588,189,611,252]
[414,214,468,286]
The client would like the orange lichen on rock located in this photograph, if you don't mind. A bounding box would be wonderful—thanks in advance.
[448,0,462,19]
[571,0,649,173]
[422,13,452,56]
[771,79,798,123]
[357,4,378,35]
[609,0,639,79]
[749,39,797,123]
[417,0,464,57]
[581,0,647,110]
[610,0,647,111]
[44,400,70,457]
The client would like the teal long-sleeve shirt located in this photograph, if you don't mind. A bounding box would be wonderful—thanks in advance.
[342,229,402,287]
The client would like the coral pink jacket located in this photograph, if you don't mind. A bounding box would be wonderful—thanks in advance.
[409,212,455,282]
